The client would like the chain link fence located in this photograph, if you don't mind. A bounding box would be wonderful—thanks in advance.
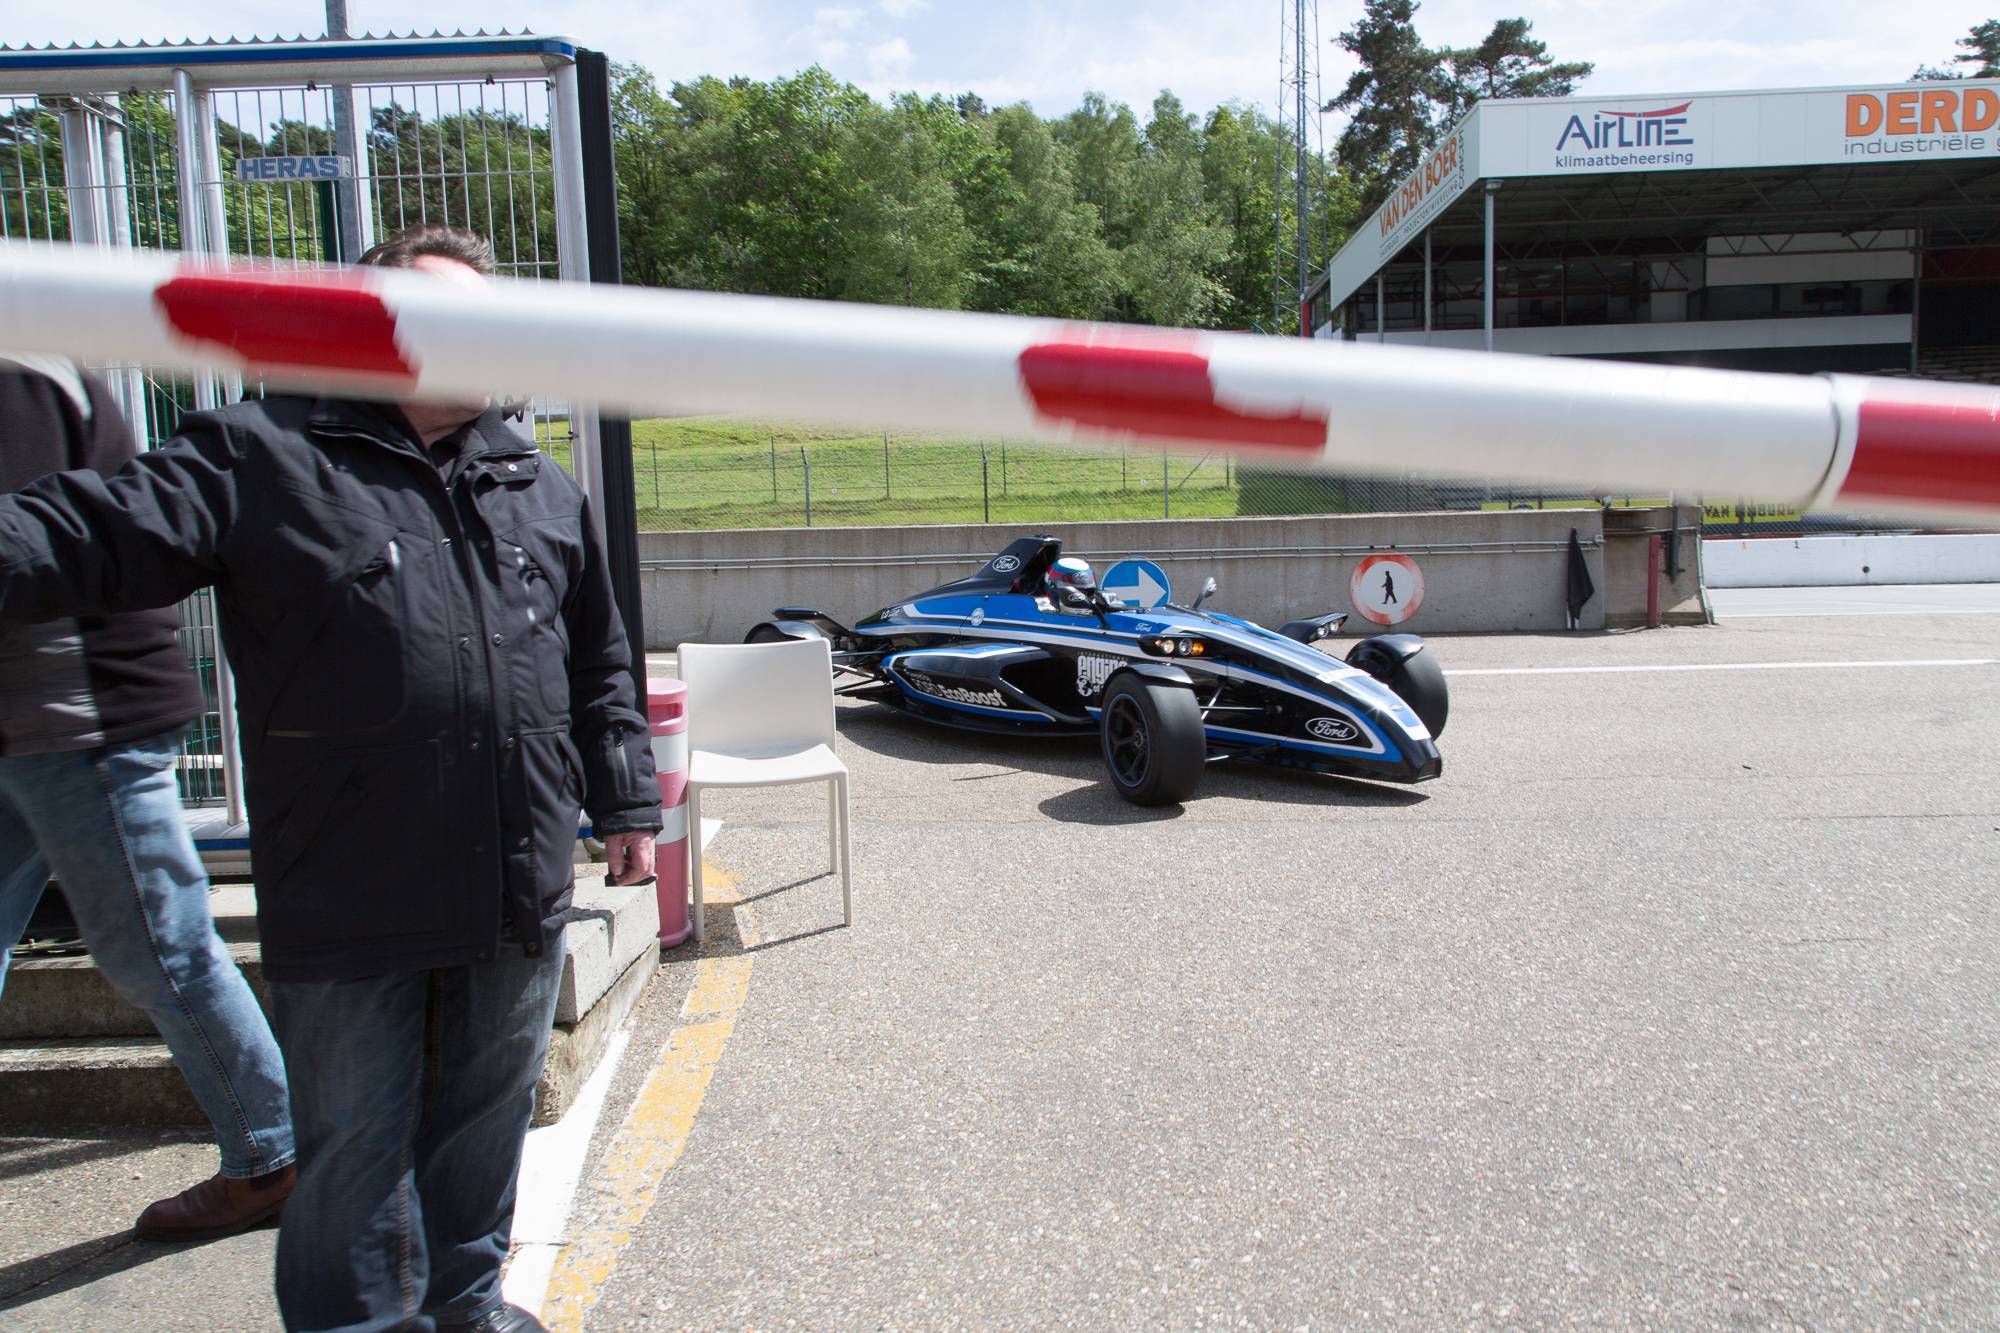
[634,413,1997,536]
[624,427,1241,529]
[622,420,1932,535]
[3,69,573,810]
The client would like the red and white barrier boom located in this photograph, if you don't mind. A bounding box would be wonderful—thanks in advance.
[2,241,1996,518]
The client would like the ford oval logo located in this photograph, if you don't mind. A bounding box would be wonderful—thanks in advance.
[990,554,1022,572]
[1306,716,1359,742]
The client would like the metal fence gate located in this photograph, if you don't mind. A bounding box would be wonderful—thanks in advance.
[0,33,602,841]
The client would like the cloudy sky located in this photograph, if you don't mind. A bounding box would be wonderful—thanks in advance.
[11,1,1996,124]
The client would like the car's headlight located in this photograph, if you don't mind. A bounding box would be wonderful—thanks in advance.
[1140,635,1207,657]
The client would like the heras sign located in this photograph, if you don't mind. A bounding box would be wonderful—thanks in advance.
[235,155,352,182]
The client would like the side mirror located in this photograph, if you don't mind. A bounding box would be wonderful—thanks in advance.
[1191,576,1218,610]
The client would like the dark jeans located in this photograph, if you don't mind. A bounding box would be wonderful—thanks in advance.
[268,940,565,1333]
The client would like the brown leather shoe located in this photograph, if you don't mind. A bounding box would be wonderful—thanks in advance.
[134,1164,296,1242]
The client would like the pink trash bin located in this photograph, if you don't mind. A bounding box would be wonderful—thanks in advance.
[648,677,692,947]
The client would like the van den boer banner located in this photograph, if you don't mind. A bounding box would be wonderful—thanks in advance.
[1374,120,1478,263]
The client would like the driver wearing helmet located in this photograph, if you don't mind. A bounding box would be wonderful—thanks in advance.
[1045,555,1099,610]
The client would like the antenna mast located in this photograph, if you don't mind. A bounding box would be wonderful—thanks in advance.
[1275,0,1323,336]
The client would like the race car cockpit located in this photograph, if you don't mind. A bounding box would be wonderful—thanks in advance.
[911,534,1066,599]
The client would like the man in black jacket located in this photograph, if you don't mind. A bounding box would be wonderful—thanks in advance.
[0,228,662,1333]
[0,354,296,1238]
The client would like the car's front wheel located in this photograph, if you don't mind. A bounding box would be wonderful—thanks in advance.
[1099,675,1205,806]
[1348,635,1449,738]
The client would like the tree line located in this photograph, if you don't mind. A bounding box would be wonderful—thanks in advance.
[603,5,1608,322]
[608,65,1353,332]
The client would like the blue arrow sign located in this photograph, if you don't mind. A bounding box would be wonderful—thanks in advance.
[1101,559,1170,610]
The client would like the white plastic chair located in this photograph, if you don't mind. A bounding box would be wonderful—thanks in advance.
[678,638,852,943]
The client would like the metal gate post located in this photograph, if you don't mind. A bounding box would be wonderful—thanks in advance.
[576,48,649,696]
[336,87,376,260]
[59,101,147,441]
[322,1,374,262]
[56,100,155,443]
[171,72,217,414]
[95,99,152,446]
[55,104,106,246]
[193,91,241,404]
[172,70,246,827]
[549,59,605,514]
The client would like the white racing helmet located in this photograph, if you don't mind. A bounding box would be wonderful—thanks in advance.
[1046,555,1097,598]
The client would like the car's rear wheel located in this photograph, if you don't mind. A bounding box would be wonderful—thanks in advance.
[1099,675,1205,806]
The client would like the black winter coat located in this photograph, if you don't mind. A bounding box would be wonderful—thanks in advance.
[0,395,662,981]
[0,356,206,755]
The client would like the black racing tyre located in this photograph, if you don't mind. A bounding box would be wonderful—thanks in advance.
[1359,643,1449,738]
[1099,674,1205,806]
[745,624,796,644]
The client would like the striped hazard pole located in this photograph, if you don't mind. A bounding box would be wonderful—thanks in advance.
[647,678,692,948]
[1,241,1996,518]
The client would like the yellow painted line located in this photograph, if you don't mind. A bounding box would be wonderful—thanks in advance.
[541,857,755,1332]
[683,955,752,1017]
[701,860,741,905]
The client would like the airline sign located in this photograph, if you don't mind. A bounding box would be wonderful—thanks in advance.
[1550,99,1701,171]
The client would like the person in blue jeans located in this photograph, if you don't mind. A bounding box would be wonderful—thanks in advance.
[0,232,663,1332]
[0,355,295,1237]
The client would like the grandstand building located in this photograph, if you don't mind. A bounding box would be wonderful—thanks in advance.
[1308,76,2000,386]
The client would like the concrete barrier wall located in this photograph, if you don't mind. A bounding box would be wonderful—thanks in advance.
[1703,534,2000,587]
[639,510,1632,648]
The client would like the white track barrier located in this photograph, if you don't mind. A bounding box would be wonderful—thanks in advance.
[1,240,1995,519]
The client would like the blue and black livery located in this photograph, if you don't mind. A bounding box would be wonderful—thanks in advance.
[749,535,1447,805]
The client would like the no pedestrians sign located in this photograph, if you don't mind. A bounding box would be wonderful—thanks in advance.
[1351,553,1424,625]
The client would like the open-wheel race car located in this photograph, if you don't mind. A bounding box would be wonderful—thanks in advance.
[746,535,1447,805]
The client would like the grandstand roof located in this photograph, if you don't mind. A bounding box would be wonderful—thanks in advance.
[1316,76,2000,311]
